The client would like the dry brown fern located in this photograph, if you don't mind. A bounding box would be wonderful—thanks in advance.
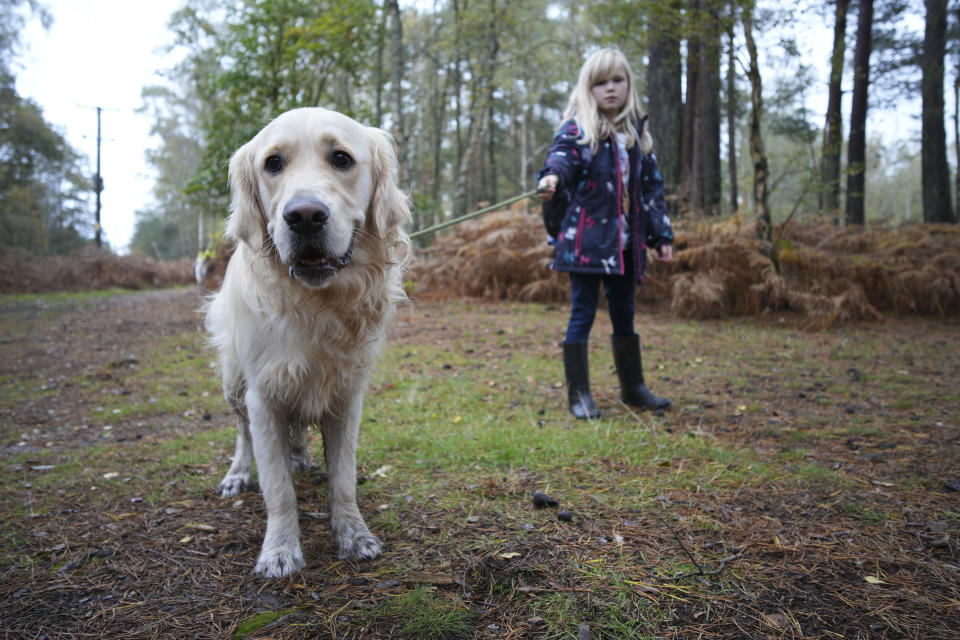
[408,205,960,326]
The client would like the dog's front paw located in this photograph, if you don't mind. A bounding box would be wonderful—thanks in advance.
[219,472,252,498]
[254,543,305,578]
[336,523,382,560]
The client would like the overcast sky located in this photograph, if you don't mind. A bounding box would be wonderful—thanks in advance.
[16,0,182,253]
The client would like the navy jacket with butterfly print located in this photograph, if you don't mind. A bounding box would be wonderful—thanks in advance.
[536,118,674,283]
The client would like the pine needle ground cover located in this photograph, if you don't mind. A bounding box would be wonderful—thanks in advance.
[0,288,957,639]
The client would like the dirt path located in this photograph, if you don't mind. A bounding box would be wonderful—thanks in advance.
[1,289,958,639]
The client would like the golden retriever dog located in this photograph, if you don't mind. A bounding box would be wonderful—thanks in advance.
[205,107,410,578]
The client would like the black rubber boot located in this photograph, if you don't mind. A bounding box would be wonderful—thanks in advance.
[611,335,671,411]
[562,342,601,420]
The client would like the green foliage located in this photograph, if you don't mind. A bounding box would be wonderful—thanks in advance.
[0,1,93,255]
[132,0,385,254]
[177,0,380,200]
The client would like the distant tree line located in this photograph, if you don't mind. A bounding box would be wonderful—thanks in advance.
[1,0,957,259]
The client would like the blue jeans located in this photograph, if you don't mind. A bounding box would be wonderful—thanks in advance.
[565,254,636,343]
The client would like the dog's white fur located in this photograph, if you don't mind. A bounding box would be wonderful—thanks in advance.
[205,107,410,578]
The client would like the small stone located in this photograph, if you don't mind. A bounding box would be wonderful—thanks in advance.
[557,510,573,522]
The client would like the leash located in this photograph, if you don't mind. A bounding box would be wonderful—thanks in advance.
[408,190,539,240]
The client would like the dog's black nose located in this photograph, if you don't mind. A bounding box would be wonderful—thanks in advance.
[283,198,329,235]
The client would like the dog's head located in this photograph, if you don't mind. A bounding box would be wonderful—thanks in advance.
[226,107,410,288]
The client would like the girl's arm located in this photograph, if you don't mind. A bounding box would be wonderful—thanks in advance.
[536,120,584,197]
[639,152,674,251]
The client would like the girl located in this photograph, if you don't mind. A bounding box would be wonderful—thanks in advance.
[537,48,674,420]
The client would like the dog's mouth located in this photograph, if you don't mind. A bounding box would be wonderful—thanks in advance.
[288,235,355,286]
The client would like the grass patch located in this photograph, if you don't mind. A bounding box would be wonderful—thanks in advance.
[367,586,474,640]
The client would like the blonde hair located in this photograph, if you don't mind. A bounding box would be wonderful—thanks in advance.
[563,48,653,154]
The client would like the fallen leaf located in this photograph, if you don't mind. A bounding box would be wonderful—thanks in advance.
[370,465,392,478]
[180,523,216,532]
[763,612,788,629]
[864,575,887,585]
[102,472,119,480]
[499,552,522,559]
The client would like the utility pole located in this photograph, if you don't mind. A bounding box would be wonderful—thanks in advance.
[94,106,103,248]
[80,105,115,249]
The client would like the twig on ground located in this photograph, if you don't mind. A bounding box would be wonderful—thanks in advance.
[657,514,704,574]
[654,514,745,581]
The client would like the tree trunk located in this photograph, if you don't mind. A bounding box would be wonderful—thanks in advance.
[385,0,406,185]
[742,6,770,244]
[452,0,466,216]
[681,20,700,207]
[921,0,954,222]
[374,7,386,127]
[954,0,960,222]
[845,0,873,226]
[646,1,683,194]
[430,50,447,225]
[820,0,849,219]
[726,23,738,214]
[698,3,722,217]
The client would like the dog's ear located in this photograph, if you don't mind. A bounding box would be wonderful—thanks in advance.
[226,140,267,248]
[366,127,411,243]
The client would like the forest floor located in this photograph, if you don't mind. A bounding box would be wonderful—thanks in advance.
[0,287,958,639]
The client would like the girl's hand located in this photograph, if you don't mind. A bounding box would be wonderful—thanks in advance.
[656,244,673,262]
[536,175,558,201]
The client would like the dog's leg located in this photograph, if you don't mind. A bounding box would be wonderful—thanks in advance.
[247,390,305,578]
[219,416,254,497]
[321,392,382,560]
[289,422,314,474]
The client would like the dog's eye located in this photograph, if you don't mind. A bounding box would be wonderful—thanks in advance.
[331,150,354,169]
[264,155,284,173]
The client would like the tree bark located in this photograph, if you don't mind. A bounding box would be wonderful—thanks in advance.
[698,3,722,216]
[374,7,386,127]
[955,0,960,223]
[820,0,849,219]
[742,6,770,243]
[726,23,738,214]
[451,0,466,216]
[921,0,954,223]
[385,0,406,185]
[646,1,683,193]
[681,13,700,207]
[845,0,873,226]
